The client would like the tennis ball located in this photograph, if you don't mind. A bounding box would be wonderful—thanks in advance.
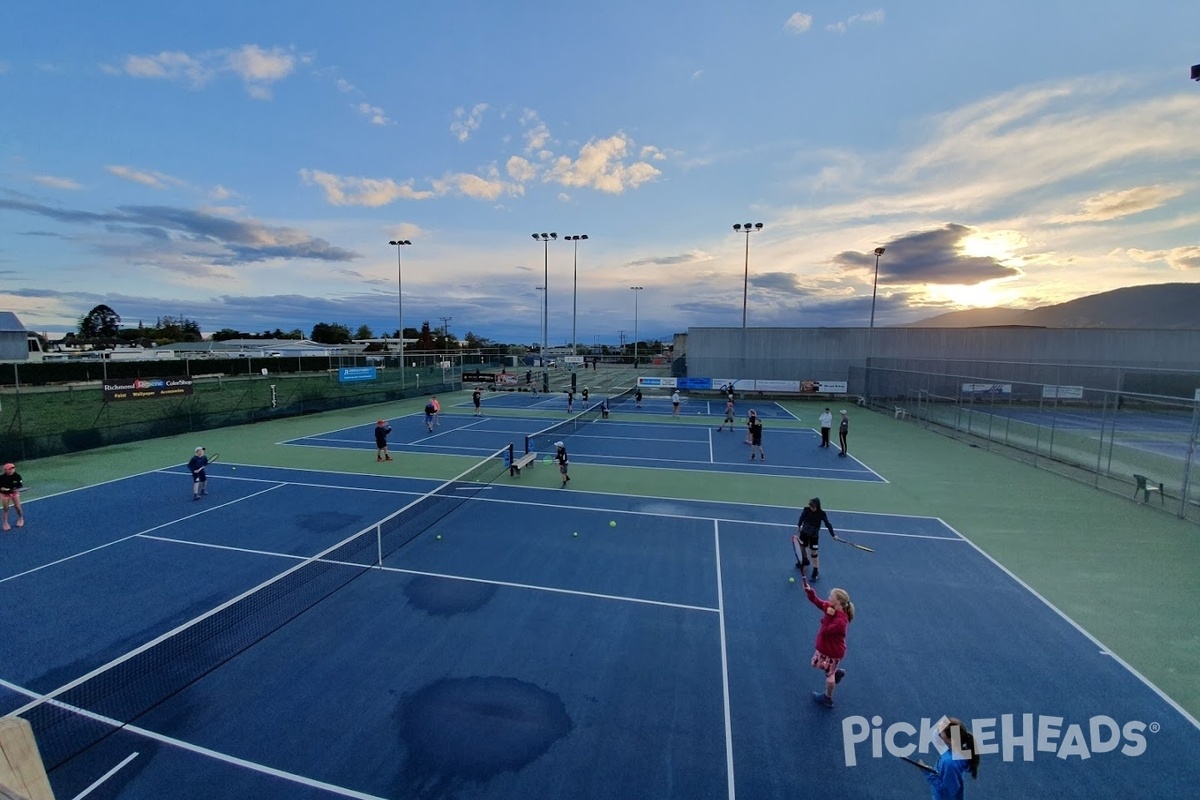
[436,534,442,540]
[609,521,617,527]
[789,577,795,583]
[231,466,236,470]
[573,532,578,537]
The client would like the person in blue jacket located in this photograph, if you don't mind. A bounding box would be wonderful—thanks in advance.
[917,717,980,800]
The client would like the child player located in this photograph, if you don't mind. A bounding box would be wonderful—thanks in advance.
[554,441,571,488]
[796,497,835,582]
[802,575,854,708]
[716,399,736,432]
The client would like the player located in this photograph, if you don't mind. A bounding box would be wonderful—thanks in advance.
[917,718,981,799]
[749,414,765,460]
[600,398,610,419]
[431,395,441,426]
[671,389,681,417]
[375,419,393,461]
[838,409,849,457]
[635,388,643,409]
[0,462,25,530]
[472,388,482,416]
[819,407,833,448]
[567,390,574,414]
[744,409,758,445]
[796,497,835,581]
[188,446,210,501]
[802,576,854,708]
[424,399,436,432]
[716,399,736,431]
[581,387,589,404]
[554,441,571,488]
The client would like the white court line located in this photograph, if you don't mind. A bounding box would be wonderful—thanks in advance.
[0,680,388,800]
[715,520,736,800]
[138,532,720,613]
[18,466,187,505]
[0,484,287,585]
[936,518,1200,731]
[71,752,139,800]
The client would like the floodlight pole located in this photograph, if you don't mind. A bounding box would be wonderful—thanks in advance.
[565,234,588,368]
[630,286,643,366]
[868,246,886,359]
[532,232,556,392]
[732,222,762,383]
[388,238,412,389]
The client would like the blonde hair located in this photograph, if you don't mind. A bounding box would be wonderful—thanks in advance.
[830,588,855,621]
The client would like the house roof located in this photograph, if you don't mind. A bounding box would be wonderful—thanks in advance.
[0,312,27,333]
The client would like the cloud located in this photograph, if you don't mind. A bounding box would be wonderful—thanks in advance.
[506,156,538,183]
[450,104,489,142]
[105,165,186,189]
[355,102,392,126]
[111,44,298,99]
[430,171,516,201]
[827,9,885,33]
[784,12,813,34]
[691,70,704,80]
[627,250,715,267]
[32,175,83,190]
[832,224,1022,285]
[1050,185,1184,223]
[543,133,662,194]
[299,169,435,206]
[1126,245,1200,271]
[209,184,234,201]
[0,198,360,266]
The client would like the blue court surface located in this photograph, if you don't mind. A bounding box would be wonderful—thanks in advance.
[283,413,883,482]
[2,464,1198,799]
[465,390,800,421]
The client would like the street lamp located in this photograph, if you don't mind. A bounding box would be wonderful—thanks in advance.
[565,234,588,366]
[388,238,412,389]
[630,286,643,367]
[532,232,556,391]
[732,223,763,328]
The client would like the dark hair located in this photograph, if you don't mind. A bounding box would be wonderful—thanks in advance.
[942,718,980,779]
[809,498,822,510]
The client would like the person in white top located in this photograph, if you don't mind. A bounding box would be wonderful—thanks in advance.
[819,408,833,448]
[671,390,681,417]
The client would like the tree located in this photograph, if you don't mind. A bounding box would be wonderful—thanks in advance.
[354,324,374,340]
[212,328,244,341]
[79,304,121,338]
[310,322,352,344]
[417,321,436,351]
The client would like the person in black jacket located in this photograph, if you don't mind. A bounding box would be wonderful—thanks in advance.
[0,462,25,529]
[796,497,836,581]
[375,419,393,461]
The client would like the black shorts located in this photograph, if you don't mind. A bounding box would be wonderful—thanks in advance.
[799,528,819,547]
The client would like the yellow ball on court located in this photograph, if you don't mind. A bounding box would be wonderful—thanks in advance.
[789,577,796,583]
[436,534,442,540]
[609,521,617,527]
[573,532,579,537]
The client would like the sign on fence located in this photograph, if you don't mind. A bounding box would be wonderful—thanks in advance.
[1042,385,1084,399]
[103,377,194,402]
[338,367,378,384]
[801,380,849,394]
[962,383,1013,397]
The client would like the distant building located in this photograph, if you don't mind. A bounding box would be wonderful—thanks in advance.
[0,312,36,361]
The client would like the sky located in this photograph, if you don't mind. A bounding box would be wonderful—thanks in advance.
[2,1,1199,347]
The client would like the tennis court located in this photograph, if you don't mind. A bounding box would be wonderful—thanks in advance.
[2,387,1198,799]
[282,405,883,482]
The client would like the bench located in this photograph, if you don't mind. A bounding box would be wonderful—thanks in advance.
[1133,474,1164,504]
[510,451,537,477]
[894,406,908,420]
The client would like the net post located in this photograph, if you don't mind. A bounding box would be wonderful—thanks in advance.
[376,523,383,567]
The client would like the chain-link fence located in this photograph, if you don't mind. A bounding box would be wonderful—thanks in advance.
[853,365,1200,523]
[0,353,468,460]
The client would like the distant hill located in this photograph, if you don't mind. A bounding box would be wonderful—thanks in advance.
[906,283,1200,329]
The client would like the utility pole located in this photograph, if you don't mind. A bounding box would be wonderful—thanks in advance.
[439,316,452,353]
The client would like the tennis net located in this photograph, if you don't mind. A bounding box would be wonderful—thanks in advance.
[19,443,513,771]
[524,388,634,454]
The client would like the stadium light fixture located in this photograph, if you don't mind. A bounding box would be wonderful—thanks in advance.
[565,234,588,366]
[732,223,763,329]
[388,239,412,389]
[532,232,557,391]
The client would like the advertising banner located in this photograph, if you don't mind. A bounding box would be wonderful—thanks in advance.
[103,377,194,402]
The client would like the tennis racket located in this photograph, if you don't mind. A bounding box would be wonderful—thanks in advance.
[900,755,935,773]
[206,453,220,465]
[791,534,807,570]
[831,532,874,553]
